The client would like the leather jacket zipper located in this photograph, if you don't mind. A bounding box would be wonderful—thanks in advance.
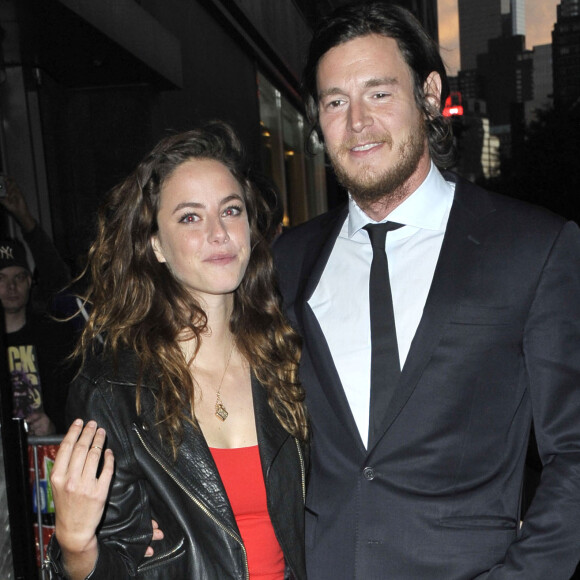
[295,438,306,503]
[138,537,184,572]
[134,426,250,580]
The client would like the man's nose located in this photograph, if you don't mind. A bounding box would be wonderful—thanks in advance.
[349,99,373,133]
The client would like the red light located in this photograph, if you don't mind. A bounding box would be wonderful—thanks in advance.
[443,105,463,117]
[443,92,463,116]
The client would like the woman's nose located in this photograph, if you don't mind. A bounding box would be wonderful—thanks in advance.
[207,216,229,243]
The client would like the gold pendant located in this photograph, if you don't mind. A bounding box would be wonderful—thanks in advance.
[215,402,228,421]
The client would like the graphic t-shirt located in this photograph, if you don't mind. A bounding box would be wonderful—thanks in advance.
[8,340,43,418]
[5,312,77,433]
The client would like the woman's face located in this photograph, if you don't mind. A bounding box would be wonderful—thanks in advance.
[152,158,251,303]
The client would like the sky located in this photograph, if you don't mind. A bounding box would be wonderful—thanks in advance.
[438,0,561,75]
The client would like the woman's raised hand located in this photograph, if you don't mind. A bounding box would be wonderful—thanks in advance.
[50,419,115,579]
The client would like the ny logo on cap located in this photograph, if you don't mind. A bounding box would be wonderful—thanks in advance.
[0,245,15,260]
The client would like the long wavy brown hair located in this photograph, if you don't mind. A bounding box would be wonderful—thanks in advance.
[76,121,306,453]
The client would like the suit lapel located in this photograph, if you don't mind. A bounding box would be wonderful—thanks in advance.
[297,204,349,305]
[295,204,366,450]
[368,174,496,452]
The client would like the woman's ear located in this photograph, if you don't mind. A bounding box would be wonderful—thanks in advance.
[423,71,442,112]
[151,235,166,264]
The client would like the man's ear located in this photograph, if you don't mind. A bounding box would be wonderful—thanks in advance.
[151,235,166,264]
[423,71,442,112]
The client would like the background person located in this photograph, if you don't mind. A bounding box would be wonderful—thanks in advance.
[273,3,580,579]
[0,176,70,311]
[46,122,308,580]
[0,238,75,435]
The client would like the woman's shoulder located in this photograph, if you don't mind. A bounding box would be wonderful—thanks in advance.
[67,348,157,428]
[78,348,160,388]
[78,348,139,385]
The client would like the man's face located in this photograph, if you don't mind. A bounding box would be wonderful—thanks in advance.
[0,266,31,314]
[317,34,436,208]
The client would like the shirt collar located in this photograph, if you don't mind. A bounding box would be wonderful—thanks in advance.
[347,162,454,238]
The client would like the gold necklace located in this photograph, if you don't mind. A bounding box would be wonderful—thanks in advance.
[214,342,234,422]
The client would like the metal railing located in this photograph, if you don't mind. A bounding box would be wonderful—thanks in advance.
[27,434,64,579]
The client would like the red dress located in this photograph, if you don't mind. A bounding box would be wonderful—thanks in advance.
[210,445,285,579]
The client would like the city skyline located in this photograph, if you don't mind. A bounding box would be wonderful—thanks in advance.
[438,0,561,75]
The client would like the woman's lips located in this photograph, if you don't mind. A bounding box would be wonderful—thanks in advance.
[204,253,236,265]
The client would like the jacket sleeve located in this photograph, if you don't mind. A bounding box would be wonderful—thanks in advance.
[480,220,580,579]
[47,374,154,579]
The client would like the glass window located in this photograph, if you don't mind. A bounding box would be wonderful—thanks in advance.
[257,71,326,227]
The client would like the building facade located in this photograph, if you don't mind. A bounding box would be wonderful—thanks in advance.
[552,0,580,110]
[458,0,502,70]
[525,43,554,124]
[1,0,329,268]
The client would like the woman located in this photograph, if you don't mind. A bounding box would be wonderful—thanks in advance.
[44,122,308,579]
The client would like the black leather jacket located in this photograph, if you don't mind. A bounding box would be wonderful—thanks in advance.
[45,350,307,579]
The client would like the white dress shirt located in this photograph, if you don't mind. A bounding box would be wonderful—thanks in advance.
[308,164,455,447]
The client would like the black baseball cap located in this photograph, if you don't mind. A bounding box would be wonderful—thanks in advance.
[0,239,30,272]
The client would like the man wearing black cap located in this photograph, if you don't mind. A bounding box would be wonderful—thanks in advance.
[0,238,74,435]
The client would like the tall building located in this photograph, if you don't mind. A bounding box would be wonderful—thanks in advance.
[477,34,533,128]
[552,0,580,109]
[559,0,580,17]
[459,0,526,71]
[458,0,502,70]
[525,44,554,124]
[509,0,526,36]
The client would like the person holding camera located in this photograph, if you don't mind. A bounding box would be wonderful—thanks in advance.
[1,176,75,435]
[0,176,70,309]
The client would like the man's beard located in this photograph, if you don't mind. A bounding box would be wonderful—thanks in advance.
[328,121,427,208]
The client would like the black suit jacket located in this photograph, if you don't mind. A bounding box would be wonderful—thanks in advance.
[273,172,580,579]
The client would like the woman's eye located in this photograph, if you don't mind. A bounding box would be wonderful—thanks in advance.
[223,205,242,217]
[180,213,199,223]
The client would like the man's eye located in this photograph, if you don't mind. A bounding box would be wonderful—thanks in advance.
[373,92,389,99]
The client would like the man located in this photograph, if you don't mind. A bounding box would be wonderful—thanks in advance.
[273,3,580,579]
[1,240,74,435]
[0,175,70,311]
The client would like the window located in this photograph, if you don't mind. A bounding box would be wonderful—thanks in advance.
[257,72,326,227]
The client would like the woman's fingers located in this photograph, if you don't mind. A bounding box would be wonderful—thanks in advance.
[67,421,100,476]
[81,426,108,478]
[95,449,115,494]
[51,419,115,497]
[51,419,115,557]
[144,520,165,558]
[151,520,164,540]
[52,419,85,480]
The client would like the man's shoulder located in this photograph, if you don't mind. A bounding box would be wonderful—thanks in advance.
[7,311,72,345]
[446,171,570,232]
[274,203,347,256]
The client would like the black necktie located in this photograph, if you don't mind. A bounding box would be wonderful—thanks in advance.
[364,222,404,446]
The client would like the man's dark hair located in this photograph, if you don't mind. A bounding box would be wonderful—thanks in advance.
[303,1,454,168]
